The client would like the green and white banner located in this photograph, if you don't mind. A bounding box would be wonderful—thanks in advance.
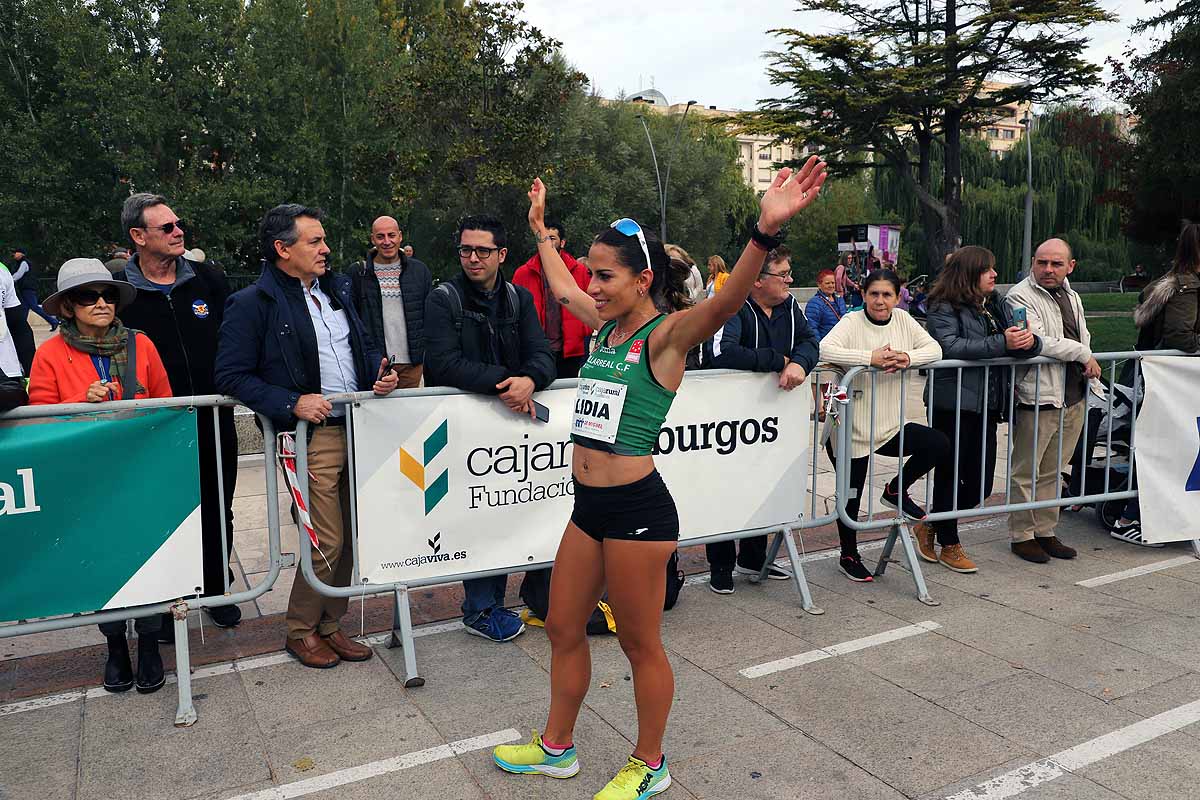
[353,372,812,584]
[0,408,203,622]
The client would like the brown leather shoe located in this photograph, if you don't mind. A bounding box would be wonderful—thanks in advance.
[911,522,938,563]
[1011,539,1050,563]
[285,633,340,669]
[322,630,374,662]
[1037,536,1077,560]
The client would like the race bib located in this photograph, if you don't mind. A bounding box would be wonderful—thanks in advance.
[572,378,628,444]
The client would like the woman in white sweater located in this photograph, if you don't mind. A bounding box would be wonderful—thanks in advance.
[820,270,948,582]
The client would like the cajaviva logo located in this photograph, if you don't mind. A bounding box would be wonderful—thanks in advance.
[399,420,449,515]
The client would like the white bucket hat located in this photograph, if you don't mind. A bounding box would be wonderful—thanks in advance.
[43,258,138,317]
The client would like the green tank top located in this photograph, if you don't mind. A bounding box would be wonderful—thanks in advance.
[572,314,677,456]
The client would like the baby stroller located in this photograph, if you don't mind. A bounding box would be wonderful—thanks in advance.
[1062,375,1137,531]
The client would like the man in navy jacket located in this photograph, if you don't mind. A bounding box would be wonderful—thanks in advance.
[215,204,397,669]
[703,246,818,593]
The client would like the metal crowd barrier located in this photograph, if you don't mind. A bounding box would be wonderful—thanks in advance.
[833,351,1200,606]
[289,369,841,688]
[0,396,285,726]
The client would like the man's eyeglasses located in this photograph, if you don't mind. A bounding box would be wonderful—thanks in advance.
[458,245,501,259]
[138,220,183,235]
[761,269,793,281]
[610,218,652,272]
[69,287,121,306]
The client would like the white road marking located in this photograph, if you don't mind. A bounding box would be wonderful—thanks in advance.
[738,621,941,679]
[224,728,520,800]
[943,698,1200,799]
[1075,555,1198,588]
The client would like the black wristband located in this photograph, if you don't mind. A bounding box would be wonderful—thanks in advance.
[750,222,784,251]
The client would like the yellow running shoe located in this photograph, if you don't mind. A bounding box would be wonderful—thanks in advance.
[594,755,671,800]
[492,730,579,778]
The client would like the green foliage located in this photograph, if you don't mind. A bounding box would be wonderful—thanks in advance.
[1080,293,1138,312]
[0,0,755,286]
[781,176,881,284]
[875,108,1138,282]
[1112,1,1200,246]
[732,0,1113,274]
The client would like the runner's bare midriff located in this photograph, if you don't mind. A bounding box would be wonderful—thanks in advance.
[572,446,655,488]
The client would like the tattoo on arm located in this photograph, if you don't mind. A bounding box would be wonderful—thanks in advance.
[558,296,571,306]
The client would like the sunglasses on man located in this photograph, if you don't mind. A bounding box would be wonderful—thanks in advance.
[138,220,184,235]
[69,287,122,306]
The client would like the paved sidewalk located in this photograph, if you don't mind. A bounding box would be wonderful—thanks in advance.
[4,510,1200,800]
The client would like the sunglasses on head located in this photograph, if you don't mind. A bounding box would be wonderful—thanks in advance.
[609,218,652,272]
[69,287,121,307]
[140,220,183,235]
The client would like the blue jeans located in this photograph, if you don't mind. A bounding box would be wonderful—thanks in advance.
[19,288,58,326]
[462,575,508,623]
[1122,497,1140,522]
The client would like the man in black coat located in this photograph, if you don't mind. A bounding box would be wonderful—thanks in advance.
[704,246,818,594]
[114,192,241,632]
[423,213,554,643]
[347,216,432,389]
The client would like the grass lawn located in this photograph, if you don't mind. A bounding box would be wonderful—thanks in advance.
[1087,315,1138,354]
[1079,292,1140,312]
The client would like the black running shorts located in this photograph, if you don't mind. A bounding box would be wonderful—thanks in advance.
[571,470,680,542]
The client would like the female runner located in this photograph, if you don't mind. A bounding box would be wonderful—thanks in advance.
[493,157,827,800]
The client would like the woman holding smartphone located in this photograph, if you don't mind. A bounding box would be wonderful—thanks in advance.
[492,158,828,800]
[920,247,1041,571]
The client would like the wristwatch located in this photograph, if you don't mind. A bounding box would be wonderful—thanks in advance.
[750,222,784,251]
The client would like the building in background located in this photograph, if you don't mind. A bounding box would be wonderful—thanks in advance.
[629,90,810,195]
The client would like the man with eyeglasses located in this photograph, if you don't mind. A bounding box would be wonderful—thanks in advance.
[702,245,819,594]
[114,192,242,633]
[424,213,555,642]
[348,215,432,389]
[512,217,591,379]
[1005,238,1101,564]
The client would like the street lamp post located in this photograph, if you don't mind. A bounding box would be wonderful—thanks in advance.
[635,113,664,238]
[661,100,698,241]
[1021,113,1034,278]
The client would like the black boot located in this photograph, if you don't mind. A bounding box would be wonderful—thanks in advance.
[135,635,165,694]
[103,635,134,693]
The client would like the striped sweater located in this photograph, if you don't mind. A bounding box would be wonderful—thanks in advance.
[819,309,942,457]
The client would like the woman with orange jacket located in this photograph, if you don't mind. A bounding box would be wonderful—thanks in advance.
[28,258,172,694]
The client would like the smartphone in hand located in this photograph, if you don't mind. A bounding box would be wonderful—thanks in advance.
[379,354,397,378]
[533,400,550,423]
[1010,306,1028,331]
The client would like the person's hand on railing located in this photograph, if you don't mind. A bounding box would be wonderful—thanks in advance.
[885,351,911,372]
[497,376,536,417]
[778,359,807,391]
[1084,357,1102,379]
[85,380,119,403]
[1004,326,1036,351]
[294,393,333,423]
[373,358,399,396]
[870,345,894,369]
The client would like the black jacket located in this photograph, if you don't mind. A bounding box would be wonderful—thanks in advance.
[215,261,381,431]
[705,296,819,373]
[423,272,555,395]
[115,255,231,396]
[347,250,433,364]
[924,294,1042,416]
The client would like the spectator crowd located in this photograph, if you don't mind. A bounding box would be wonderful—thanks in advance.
[3,192,1198,692]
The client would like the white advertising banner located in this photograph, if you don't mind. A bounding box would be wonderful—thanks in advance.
[1133,356,1200,543]
[352,372,812,584]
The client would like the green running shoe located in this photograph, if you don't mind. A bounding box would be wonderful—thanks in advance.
[594,755,671,800]
[492,730,579,778]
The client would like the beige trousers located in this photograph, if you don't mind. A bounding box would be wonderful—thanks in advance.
[1008,402,1086,542]
[286,426,354,639]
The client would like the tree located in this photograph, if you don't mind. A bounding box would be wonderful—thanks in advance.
[733,0,1113,275]
[1112,0,1200,246]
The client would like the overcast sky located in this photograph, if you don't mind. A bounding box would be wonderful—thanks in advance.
[522,0,1161,111]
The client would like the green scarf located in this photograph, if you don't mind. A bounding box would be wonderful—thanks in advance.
[58,318,146,398]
